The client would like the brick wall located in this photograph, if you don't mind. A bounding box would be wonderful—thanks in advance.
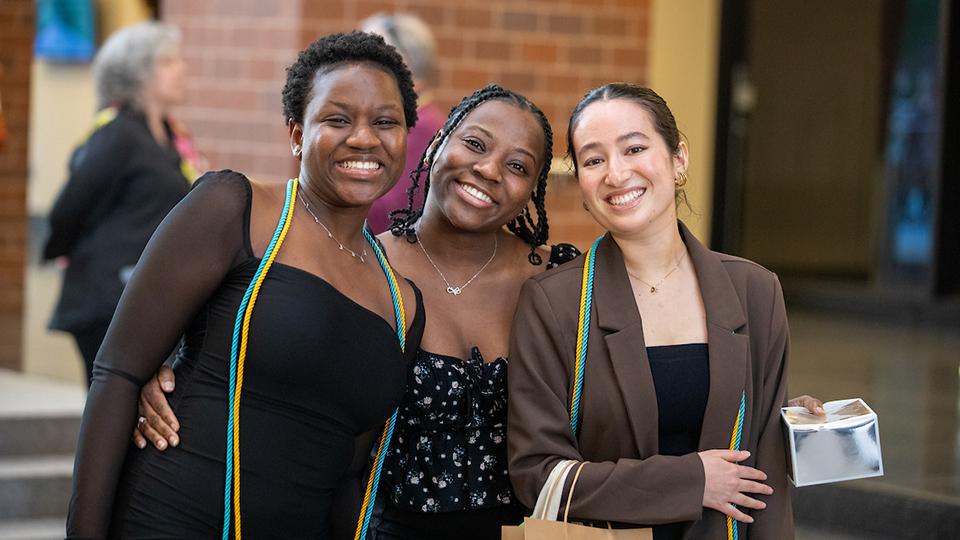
[0,0,33,370]
[164,0,649,247]
[163,0,304,183]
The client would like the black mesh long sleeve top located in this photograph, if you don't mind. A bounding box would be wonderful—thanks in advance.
[66,171,424,539]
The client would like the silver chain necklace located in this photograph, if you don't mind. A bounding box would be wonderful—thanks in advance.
[415,231,498,296]
[298,190,367,263]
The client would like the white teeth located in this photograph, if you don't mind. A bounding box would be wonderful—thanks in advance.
[460,183,494,203]
[609,189,645,206]
[339,160,380,170]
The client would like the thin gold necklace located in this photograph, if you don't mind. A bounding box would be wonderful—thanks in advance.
[626,249,688,294]
[298,189,367,263]
[415,231,497,296]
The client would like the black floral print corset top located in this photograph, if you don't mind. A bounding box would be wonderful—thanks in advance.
[383,347,513,512]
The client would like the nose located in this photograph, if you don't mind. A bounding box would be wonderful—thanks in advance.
[472,158,500,183]
[604,154,631,187]
[346,124,380,150]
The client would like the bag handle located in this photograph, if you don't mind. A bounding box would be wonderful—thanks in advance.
[533,459,578,520]
[562,461,588,523]
[560,461,614,530]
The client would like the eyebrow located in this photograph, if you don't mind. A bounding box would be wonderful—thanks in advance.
[465,125,538,162]
[326,100,401,112]
[577,131,649,156]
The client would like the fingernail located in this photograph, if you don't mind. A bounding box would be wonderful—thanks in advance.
[170,436,179,447]
[162,381,174,391]
[136,440,145,449]
[157,439,167,450]
[817,406,825,414]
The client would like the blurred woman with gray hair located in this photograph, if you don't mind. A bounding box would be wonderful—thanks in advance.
[44,21,203,384]
[362,13,447,233]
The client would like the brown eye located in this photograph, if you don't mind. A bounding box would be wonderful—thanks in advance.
[463,137,484,152]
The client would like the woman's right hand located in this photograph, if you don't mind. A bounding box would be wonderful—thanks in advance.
[698,449,772,524]
[132,365,180,450]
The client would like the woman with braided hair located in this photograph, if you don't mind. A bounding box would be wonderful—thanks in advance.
[370,83,577,539]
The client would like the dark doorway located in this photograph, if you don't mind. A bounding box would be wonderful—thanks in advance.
[713,0,958,317]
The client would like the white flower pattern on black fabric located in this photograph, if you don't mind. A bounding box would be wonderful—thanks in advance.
[383,347,512,512]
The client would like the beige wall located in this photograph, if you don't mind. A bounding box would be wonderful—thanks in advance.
[648,0,720,244]
[27,62,96,214]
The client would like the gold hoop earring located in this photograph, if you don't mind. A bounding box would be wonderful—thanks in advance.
[675,171,688,187]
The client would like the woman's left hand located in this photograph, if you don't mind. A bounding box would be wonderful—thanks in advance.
[788,395,825,415]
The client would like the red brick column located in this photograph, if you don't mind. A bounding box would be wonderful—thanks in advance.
[0,0,33,370]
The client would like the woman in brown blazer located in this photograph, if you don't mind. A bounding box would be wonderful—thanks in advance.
[508,84,794,539]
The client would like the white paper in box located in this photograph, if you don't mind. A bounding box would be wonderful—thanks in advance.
[781,398,883,487]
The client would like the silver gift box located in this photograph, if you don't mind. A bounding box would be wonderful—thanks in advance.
[781,398,884,487]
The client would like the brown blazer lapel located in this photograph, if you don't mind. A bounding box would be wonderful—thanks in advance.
[679,224,751,451]
[592,234,661,454]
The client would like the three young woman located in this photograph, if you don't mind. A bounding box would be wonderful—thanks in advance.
[100,34,808,539]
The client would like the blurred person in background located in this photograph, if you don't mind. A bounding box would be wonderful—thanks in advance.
[43,21,204,384]
[362,12,446,234]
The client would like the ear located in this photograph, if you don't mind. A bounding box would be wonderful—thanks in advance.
[673,140,689,175]
[287,118,304,160]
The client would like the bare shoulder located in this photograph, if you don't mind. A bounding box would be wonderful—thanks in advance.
[375,231,420,272]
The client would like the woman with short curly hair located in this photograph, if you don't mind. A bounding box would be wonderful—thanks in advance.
[66,31,424,539]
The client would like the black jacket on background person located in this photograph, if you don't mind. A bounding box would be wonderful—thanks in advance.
[43,107,190,342]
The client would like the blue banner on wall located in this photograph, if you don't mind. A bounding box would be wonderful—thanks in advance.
[34,0,96,63]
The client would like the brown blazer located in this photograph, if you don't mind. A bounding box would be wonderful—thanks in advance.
[507,222,793,539]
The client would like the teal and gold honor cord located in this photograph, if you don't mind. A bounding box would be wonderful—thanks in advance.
[219,178,407,540]
[572,236,747,539]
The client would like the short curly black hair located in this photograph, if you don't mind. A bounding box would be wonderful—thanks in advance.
[281,31,418,128]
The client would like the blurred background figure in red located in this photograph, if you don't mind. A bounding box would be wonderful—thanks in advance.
[361,13,446,234]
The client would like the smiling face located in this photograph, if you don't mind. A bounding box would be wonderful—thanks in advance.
[289,62,407,208]
[425,99,545,232]
[571,98,688,238]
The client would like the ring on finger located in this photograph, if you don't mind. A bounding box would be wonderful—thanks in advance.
[138,416,147,427]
